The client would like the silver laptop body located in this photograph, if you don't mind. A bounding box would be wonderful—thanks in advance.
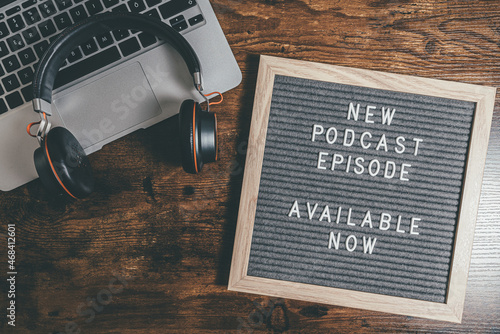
[0,0,241,191]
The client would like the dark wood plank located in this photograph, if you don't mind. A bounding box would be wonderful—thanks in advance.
[1,0,499,332]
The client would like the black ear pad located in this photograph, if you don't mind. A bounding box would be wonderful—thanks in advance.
[34,127,94,198]
[199,109,218,164]
[179,100,218,174]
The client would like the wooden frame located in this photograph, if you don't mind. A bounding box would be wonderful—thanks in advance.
[228,55,496,323]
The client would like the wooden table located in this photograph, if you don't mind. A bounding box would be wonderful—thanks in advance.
[1,0,499,332]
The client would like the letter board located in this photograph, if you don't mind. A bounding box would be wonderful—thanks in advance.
[228,55,496,323]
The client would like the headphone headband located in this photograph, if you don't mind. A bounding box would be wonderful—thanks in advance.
[32,12,202,109]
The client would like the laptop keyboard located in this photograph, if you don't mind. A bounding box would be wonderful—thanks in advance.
[0,0,206,114]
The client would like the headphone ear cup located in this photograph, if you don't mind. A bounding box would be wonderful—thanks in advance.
[179,99,219,174]
[179,99,201,174]
[34,127,94,198]
[34,146,66,196]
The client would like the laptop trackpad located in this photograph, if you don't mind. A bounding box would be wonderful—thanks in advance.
[54,62,162,149]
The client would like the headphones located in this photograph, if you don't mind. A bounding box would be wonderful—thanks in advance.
[27,12,220,199]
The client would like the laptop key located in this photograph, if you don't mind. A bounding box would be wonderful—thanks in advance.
[144,8,160,20]
[188,14,203,26]
[19,48,36,65]
[0,41,9,58]
[112,29,129,41]
[55,0,73,11]
[23,8,42,24]
[138,32,155,48]
[7,15,26,32]
[81,38,98,55]
[6,6,22,17]
[0,99,7,115]
[22,27,41,44]
[169,15,184,25]
[21,86,33,101]
[96,32,113,48]
[38,20,56,37]
[119,37,140,57]
[103,0,119,7]
[159,0,196,20]
[5,92,24,109]
[67,47,82,62]
[0,64,4,77]
[171,20,187,32]
[2,74,21,92]
[69,5,88,22]
[112,4,127,12]
[54,46,121,89]
[2,55,21,73]
[34,40,49,58]
[145,0,161,7]
[7,35,25,52]
[85,0,104,15]
[54,12,73,30]
[39,1,57,18]
[18,66,34,84]
[22,0,38,9]
[0,22,9,38]
[128,0,146,13]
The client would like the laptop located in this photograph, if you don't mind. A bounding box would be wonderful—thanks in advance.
[0,0,242,192]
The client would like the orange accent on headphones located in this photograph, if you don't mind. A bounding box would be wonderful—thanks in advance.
[27,121,41,137]
[27,112,48,137]
[44,131,78,199]
[204,92,223,106]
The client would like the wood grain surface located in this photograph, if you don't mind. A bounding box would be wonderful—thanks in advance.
[1,0,499,333]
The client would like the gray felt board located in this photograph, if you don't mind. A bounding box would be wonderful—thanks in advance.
[247,74,476,303]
